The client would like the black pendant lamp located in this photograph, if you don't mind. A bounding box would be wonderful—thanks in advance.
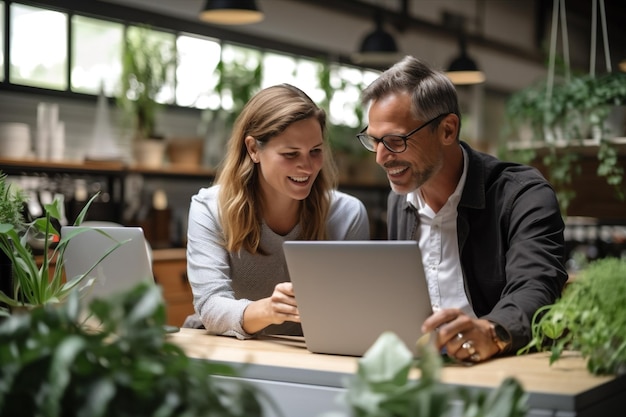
[445,35,485,85]
[352,11,400,67]
[199,0,264,25]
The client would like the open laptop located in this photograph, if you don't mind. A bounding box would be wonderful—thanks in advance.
[283,240,432,357]
[61,226,154,302]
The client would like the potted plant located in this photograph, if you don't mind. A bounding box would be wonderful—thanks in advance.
[0,282,264,416]
[0,172,28,306]
[518,257,626,376]
[324,331,528,417]
[118,25,176,167]
[316,59,382,185]
[502,71,626,214]
[199,48,263,169]
[0,173,123,314]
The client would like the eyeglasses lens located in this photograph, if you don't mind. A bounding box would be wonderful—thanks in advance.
[383,136,406,152]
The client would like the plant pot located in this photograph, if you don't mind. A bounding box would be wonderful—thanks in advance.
[0,123,31,159]
[133,139,166,168]
[166,137,204,168]
[592,105,626,142]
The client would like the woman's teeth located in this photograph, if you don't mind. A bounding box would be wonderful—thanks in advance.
[290,176,309,182]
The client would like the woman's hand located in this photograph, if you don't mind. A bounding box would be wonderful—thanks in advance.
[242,282,300,334]
[421,308,499,363]
[268,282,300,323]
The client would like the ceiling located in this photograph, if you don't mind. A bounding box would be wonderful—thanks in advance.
[97,0,626,90]
[111,0,625,65]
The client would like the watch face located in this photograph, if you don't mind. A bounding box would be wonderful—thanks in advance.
[495,324,511,343]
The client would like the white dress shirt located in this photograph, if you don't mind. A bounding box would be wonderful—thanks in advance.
[407,147,476,317]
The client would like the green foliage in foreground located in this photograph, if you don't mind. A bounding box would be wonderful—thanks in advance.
[324,332,528,417]
[519,257,626,375]
[0,184,124,312]
[0,283,263,417]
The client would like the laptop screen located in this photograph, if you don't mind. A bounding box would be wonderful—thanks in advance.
[61,226,154,302]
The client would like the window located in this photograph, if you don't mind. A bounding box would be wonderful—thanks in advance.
[0,2,4,82]
[124,25,176,105]
[71,15,123,96]
[261,53,326,108]
[292,58,325,105]
[10,3,67,90]
[218,43,262,112]
[2,2,378,126]
[176,34,221,109]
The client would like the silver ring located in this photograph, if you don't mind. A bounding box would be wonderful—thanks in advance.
[462,341,476,356]
[470,353,481,362]
[455,332,464,341]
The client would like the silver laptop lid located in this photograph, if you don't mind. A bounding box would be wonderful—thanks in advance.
[61,226,154,302]
[283,240,432,357]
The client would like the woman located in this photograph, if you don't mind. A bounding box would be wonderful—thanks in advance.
[184,84,370,338]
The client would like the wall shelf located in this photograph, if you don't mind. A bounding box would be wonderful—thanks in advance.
[0,157,391,240]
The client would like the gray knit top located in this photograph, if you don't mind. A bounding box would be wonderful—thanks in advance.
[184,185,370,339]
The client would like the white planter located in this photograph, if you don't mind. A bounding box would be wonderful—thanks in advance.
[0,122,31,159]
[133,139,166,168]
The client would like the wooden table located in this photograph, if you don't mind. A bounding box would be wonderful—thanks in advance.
[169,329,625,417]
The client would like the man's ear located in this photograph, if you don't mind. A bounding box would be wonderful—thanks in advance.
[245,136,259,162]
[440,113,460,145]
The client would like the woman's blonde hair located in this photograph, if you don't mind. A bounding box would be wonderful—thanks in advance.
[216,83,337,254]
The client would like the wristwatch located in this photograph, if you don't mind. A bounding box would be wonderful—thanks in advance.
[490,322,512,354]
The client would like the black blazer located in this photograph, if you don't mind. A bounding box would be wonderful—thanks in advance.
[387,141,568,353]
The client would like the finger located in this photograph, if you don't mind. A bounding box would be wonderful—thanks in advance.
[271,291,298,309]
[454,340,481,363]
[421,308,462,333]
[437,315,473,343]
[276,282,295,296]
[272,302,300,322]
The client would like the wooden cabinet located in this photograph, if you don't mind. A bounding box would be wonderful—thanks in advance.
[152,248,194,327]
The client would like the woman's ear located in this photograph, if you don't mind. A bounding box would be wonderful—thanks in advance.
[440,113,460,145]
[245,136,259,163]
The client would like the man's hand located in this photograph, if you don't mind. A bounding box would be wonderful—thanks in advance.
[421,308,499,363]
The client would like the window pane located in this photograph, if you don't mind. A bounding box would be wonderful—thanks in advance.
[261,54,324,107]
[10,3,67,90]
[262,52,296,88]
[330,66,372,127]
[218,43,262,112]
[176,34,221,109]
[71,15,123,95]
[123,25,176,104]
[294,58,324,106]
[0,2,4,82]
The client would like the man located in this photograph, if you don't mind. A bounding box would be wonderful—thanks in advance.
[357,56,567,363]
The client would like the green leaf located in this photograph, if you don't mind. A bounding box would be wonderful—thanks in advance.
[358,331,414,386]
[519,258,626,375]
[45,336,87,417]
[75,378,116,417]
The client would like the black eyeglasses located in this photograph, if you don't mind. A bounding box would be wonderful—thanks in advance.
[356,113,450,153]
